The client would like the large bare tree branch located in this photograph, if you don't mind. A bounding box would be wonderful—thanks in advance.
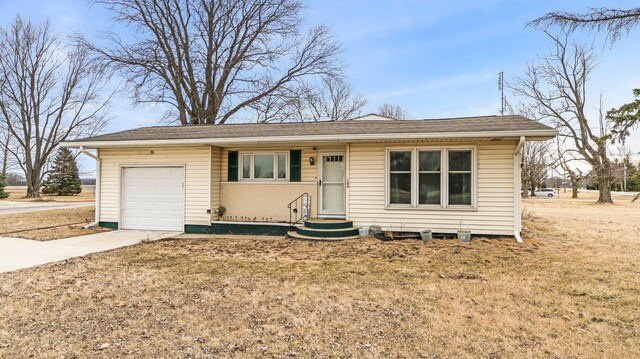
[528,7,640,42]
[78,0,342,125]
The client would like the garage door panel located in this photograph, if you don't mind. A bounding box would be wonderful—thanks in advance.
[155,185,172,194]
[155,202,170,211]
[140,202,154,211]
[140,171,154,180]
[122,167,184,231]
[168,172,181,181]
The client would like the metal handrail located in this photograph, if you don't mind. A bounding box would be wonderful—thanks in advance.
[287,192,310,226]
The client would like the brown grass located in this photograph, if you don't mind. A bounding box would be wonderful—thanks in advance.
[4,185,95,202]
[0,206,109,241]
[0,192,638,358]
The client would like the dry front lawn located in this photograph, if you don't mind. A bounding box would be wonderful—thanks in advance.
[4,185,95,202]
[0,206,109,241]
[0,192,639,358]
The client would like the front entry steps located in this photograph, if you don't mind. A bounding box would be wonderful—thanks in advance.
[287,219,360,241]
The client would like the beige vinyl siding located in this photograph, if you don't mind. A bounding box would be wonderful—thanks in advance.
[220,183,317,222]
[348,141,517,235]
[99,146,211,226]
[210,146,222,215]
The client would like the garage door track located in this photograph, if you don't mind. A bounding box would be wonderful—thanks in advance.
[0,230,181,273]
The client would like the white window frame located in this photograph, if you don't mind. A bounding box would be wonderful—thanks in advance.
[387,149,413,207]
[385,145,476,209]
[417,149,443,207]
[239,152,288,181]
[445,148,475,208]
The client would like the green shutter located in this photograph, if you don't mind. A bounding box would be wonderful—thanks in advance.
[290,150,301,182]
[228,151,238,182]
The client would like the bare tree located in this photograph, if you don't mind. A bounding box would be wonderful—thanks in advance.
[79,0,341,125]
[0,17,109,197]
[377,103,409,120]
[521,141,550,198]
[251,75,366,122]
[509,104,552,198]
[529,7,640,42]
[554,137,584,199]
[530,6,640,138]
[611,159,626,191]
[299,76,366,122]
[510,30,617,204]
[316,76,366,121]
[608,144,637,192]
[0,124,14,176]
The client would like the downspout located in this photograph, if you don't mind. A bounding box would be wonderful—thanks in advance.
[513,136,525,243]
[79,146,100,229]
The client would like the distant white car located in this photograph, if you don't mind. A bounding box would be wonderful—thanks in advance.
[534,188,556,197]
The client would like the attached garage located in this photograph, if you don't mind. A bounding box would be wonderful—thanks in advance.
[121,166,185,231]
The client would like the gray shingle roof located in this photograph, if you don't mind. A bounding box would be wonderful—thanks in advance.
[67,115,555,144]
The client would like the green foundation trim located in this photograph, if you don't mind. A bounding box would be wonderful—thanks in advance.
[99,221,119,230]
[210,222,290,236]
[184,224,212,234]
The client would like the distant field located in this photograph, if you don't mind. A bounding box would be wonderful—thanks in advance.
[0,206,107,241]
[0,191,638,357]
[4,185,95,202]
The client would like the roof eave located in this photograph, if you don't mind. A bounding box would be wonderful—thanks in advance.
[60,129,559,149]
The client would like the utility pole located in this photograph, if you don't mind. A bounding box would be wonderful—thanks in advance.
[498,71,506,115]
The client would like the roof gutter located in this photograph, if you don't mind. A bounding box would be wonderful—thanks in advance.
[513,136,525,243]
[60,129,558,149]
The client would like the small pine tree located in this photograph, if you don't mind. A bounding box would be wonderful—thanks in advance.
[0,173,9,199]
[42,148,82,196]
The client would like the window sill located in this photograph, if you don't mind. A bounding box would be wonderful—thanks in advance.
[221,181,316,185]
[240,179,289,182]
[384,205,478,212]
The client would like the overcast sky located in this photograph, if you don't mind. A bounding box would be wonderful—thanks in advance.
[1,0,639,174]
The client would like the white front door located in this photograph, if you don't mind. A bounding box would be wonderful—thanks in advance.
[121,166,184,231]
[319,153,346,216]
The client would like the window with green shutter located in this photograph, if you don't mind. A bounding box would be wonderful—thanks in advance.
[238,152,288,180]
[289,150,301,182]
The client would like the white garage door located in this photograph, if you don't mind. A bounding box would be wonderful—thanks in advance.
[121,167,184,231]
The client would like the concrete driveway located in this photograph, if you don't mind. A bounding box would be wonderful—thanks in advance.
[0,230,181,273]
[0,200,93,215]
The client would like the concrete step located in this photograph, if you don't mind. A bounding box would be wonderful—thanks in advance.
[295,226,360,238]
[304,219,353,230]
[286,231,359,241]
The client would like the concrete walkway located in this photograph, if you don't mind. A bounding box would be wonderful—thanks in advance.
[0,230,181,273]
[0,200,93,215]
